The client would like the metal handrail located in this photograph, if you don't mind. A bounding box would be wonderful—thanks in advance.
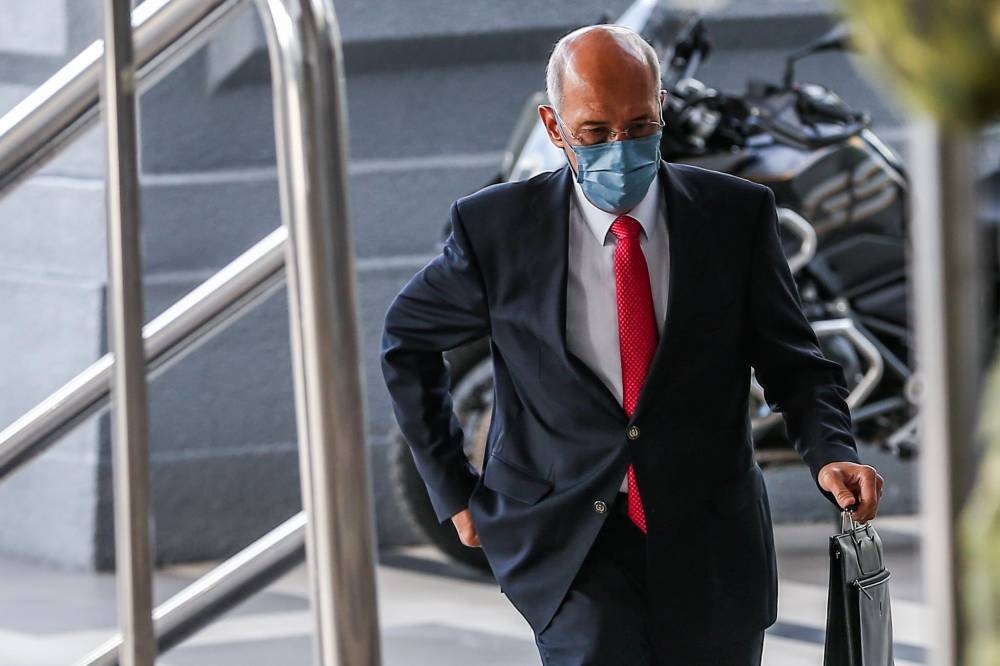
[0,0,382,663]
[0,227,287,477]
[0,0,243,195]
[75,512,307,665]
[254,1,381,662]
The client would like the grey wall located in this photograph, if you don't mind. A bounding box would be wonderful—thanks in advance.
[0,0,914,570]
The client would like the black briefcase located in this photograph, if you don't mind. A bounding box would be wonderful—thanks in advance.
[823,507,895,666]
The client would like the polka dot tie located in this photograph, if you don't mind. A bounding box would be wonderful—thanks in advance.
[610,215,657,534]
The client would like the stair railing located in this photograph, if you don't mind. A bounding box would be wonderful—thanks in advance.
[0,0,381,664]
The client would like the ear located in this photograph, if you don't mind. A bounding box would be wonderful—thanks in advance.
[537,105,568,150]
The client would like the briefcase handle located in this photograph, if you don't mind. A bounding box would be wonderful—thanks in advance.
[841,504,859,532]
[840,503,873,539]
[840,504,883,576]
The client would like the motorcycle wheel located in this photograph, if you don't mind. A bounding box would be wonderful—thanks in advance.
[389,339,494,572]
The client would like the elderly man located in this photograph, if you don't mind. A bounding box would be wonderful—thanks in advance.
[381,23,884,666]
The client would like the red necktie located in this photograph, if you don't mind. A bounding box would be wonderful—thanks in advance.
[610,215,658,534]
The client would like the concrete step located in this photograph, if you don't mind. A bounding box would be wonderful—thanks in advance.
[0,0,917,569]
[210,0,840,84]
[0,0,898,179]
[5,46,900,181]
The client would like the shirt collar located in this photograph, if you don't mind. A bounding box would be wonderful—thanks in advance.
[570,170,661,245]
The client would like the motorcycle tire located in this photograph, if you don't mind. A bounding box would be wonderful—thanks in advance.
[389,339,493,573]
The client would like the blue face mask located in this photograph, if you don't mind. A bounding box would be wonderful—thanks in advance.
[555,115,662,214]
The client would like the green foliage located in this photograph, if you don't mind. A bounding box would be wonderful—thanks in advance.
[837,0,1000,128]
[833,7,1000,662]
[959,351,1000,666]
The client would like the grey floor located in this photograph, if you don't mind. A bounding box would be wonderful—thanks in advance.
[0,516,926,666]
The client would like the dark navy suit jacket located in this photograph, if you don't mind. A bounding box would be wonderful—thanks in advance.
[380,160,861,646]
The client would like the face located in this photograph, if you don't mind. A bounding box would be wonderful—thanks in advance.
[538,58,666,174]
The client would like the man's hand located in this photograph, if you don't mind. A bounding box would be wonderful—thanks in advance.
[450,507,481,548]
[817,461,884,522]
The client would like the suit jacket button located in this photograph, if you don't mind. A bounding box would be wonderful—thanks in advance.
[627,425,640,440]
[593,500,607,514]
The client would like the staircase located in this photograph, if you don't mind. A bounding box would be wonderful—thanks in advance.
[0,0,908,571]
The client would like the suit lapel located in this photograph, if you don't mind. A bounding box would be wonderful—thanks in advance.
[525,159,705,426]
[630,160,703,424]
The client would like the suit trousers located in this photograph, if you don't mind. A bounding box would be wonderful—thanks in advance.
[532,491,765,666]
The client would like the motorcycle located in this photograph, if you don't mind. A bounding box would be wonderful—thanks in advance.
[390,4,1000,570]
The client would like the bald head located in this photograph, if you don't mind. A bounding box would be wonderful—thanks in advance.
[545,25,661,114]
[537,25,665,177]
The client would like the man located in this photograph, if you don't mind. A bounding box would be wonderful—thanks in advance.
[381,24,884,666]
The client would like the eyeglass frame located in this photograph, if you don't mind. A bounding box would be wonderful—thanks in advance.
[547,90,667,147]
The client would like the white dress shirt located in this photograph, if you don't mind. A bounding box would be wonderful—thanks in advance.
[565,172,669,493]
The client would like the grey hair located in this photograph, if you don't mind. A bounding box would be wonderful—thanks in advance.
[545,25,661,113]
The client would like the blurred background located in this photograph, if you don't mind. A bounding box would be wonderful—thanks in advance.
[0,0,997,664]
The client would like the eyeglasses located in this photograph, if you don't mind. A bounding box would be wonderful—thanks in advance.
[553,108,665,147]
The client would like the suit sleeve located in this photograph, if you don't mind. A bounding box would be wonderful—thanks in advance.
[380,200,490,524]
[747,186,861,508]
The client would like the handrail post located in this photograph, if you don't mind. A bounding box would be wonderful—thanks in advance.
[909,117,986,666]
[101,0,156,664]
[255,1,382,665]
